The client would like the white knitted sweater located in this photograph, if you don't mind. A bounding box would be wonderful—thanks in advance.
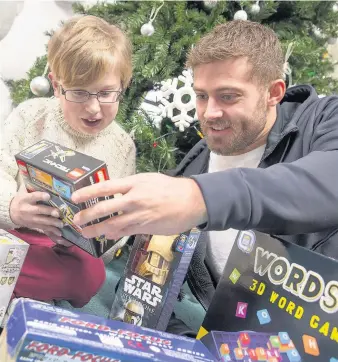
[0,97,136,230]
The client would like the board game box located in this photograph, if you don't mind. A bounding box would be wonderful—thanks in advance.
[197,230,338,362]
[0,230,29,326]
[0,299,214,362]
[15,139,117,257]
[110,228,201,331]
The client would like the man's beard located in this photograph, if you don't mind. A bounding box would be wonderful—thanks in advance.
[201,101,268,156]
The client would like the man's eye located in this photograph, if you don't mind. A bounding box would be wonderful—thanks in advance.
[196,94,208,100]
[221,94,236,101]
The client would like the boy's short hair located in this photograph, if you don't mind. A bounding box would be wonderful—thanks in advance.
[186,20,284,86]
[48,15,132,90]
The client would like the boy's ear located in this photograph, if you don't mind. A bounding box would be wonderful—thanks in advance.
[48,72,60,97]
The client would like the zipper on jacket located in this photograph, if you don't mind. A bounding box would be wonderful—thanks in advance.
[258,127,298,167]
[311,229,338,252]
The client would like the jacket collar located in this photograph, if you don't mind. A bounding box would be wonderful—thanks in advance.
[264,84,317,155]
[262,103,299,162]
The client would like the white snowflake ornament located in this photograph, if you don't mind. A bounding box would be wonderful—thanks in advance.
[157,69,197,132]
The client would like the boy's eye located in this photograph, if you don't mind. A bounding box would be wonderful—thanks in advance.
[71,91,88,97]
[99,91,113,97]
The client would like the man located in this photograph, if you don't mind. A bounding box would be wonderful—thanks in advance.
[72,20,338,332]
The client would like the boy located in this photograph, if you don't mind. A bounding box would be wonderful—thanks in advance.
[0,15,136,308]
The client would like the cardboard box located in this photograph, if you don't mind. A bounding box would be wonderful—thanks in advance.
[197,230,338,361]
[0,230,29,326]
[0,299,214,362]
[15,140,117,258]
[110,228,201,331]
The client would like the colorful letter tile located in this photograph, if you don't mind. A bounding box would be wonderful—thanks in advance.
[257,309,271,325]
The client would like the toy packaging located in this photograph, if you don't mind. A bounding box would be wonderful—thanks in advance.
[110,228,201,331]
[0,299,214,362]
[15,139,116,258]
[197,230,338,362]
[0,230,29,326]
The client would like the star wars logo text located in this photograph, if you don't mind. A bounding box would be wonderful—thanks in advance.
[43,158,70,172]
[254,246,338,314]
[124,275,163,307]
[25,341,119,362]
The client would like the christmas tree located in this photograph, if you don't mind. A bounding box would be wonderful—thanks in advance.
[6,0,338,172]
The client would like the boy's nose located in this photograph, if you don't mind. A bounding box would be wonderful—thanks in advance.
[85,96,101,114]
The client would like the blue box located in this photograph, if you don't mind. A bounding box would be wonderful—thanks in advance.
[0,300,214,361]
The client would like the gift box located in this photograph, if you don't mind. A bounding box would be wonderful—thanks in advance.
[0,230,29,327]
[0,299,214,361]
[15,140,116,257]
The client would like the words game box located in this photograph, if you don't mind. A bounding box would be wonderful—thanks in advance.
[198,230,338,362]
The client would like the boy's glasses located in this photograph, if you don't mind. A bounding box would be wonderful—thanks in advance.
[60,86,123,103]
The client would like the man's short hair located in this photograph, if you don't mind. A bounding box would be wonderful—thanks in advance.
[48,15,132,89]
[186,20,284,86]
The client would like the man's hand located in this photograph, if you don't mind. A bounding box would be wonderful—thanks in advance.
[72,173,208,239]
[10,191,63,237]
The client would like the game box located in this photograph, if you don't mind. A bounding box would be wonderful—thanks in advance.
[197,230,338,362]
[110,228,201,330]
[0,299,214,362]
[15,139,116,257]
[0,230,29,326]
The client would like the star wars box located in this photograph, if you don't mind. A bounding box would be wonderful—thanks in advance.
[15,139,117,258]
[197,230,338,362]
[0,299,214,362]
[110,228,201,331]
[0,230,29,327]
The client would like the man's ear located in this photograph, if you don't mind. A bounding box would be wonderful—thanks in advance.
[48,72,60,97]
[267,79,286,107]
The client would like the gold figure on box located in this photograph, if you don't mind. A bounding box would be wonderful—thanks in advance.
[137,234,179,286]
[123,300,144,326]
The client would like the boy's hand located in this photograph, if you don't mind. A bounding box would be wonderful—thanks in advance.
[10,191,64,235]
[44,231,73,248]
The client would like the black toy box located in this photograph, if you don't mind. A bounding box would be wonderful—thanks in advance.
[110,229,201,331]
[15,139,115,257]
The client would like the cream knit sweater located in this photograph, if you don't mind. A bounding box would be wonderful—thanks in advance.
[0,97,136,230]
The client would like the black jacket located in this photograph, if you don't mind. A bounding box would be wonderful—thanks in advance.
[167,85,338,335]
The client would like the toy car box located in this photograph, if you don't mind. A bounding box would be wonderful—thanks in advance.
[15,139,116,258]
[0,299,214,362]
[110,228,201,331]
[0,230,29,326]
[197,230,338,361]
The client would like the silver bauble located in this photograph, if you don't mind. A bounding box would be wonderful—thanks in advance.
[30,76,50,96]
[333,3,338,12]
[203,0,218,8]
[312,26,324,39]
[234,10,248,21]
[141,22,155,36]
[250,3,260,14]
